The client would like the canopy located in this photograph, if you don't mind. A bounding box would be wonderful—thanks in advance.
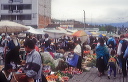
[66,29,78,33]
[0,20,29,33]
[57,27,72,36]
[27,26,45,34]
[43,29,66,38]
[72,30,87,37]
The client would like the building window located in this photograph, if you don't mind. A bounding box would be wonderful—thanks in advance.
[1,5,9,10]
[9,5,16,11]
[1,4,31,10]
[1,15,16,20]
[1,15,9,20]
[1,15,31,20]
[17,4,31,10]
[22,4,31,9]
[17,14,31,20]
[1,5,16,10]
[17,5,23,10]
[13,0,23,2]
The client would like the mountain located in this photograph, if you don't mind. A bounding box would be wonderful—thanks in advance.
[109,22,128,27]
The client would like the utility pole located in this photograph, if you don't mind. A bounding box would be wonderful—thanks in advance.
[83,10,85,30]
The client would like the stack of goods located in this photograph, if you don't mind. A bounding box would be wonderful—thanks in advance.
[61,67,83,75]
[46,74,58,82]
[82,54,96,71]
[46,70,71,82]
[46,67,83,82]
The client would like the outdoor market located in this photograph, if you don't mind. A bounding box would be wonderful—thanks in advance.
[0,21,128,82]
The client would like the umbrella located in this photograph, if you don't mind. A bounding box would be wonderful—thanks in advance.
[72,30,87,37]
[0,21,29,33]
[102,34,106,36]
[98,34,103,37]
[90,32,100,35]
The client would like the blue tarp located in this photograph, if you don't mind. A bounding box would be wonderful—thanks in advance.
[69,53,79,67]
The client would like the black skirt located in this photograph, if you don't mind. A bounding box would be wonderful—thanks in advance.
[96,57,106,73]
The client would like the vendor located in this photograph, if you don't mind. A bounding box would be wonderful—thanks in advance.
[72,41,82,69]
[0,64,13,82]
[20,39,43,82]
[75,41,82,69]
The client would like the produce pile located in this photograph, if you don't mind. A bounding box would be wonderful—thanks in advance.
[42,51,97,82]
[82,53,96,71]
[45,67,83,82]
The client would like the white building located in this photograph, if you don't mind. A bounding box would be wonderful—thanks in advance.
[0,0,51,28]
[85,28,99,32]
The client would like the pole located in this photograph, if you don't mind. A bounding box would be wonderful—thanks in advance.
[83,10,85,30]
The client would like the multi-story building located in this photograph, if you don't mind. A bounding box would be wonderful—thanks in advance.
[0,0,51,28]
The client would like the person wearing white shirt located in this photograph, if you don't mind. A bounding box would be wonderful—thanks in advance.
[117,37,128,77]
[73,41,82,69]
[74,42,81,56]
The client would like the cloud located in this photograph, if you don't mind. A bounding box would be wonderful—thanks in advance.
[51,0,128,24]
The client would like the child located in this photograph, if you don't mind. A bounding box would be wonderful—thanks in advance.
[107,50,118,79]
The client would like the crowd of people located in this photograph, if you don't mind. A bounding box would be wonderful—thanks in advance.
[0,33,128,81]
[0,33,83,82]
[95,34,128,79]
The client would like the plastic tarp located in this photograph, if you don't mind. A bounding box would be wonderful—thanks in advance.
[43,29,66,38]
[27,26,45,34]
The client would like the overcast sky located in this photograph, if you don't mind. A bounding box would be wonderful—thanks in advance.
[51,0,128,24]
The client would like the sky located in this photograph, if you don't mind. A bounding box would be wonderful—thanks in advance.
[51,0,128,24]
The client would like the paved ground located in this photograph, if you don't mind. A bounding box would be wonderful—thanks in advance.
[69,67,128,82]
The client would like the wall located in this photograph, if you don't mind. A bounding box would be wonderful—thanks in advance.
[38,0,51,28]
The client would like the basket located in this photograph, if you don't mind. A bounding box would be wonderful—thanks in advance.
[11,73,34,82]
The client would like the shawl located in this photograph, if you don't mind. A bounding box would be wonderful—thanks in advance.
[96,45,109,64]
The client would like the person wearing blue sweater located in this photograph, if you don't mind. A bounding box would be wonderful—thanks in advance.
[96,38,109,77]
